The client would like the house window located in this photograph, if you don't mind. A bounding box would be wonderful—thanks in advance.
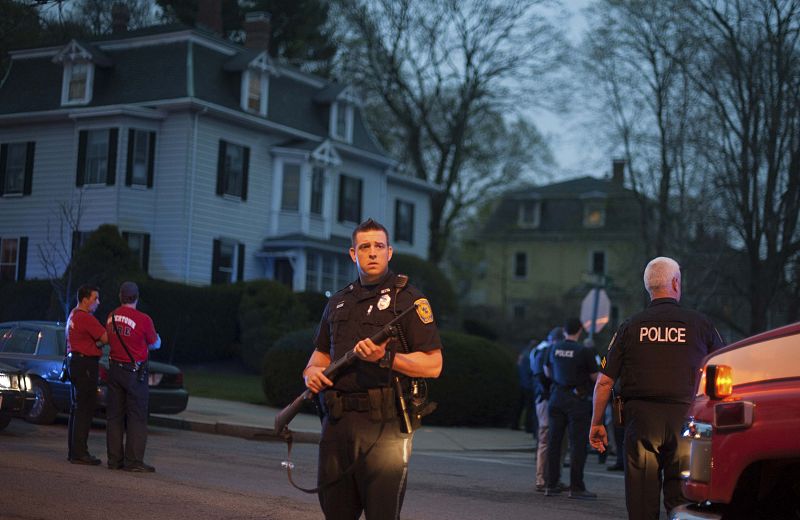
[338,174,362,224]
[242,70,268,115]
[592,251,606,275]
[322,254,335,292]
[281,163,301,211]
[395,200,415,244]
[518,200,541,228]
[122,232,150,273]
[331,102,353,142]
[0,142,35,196]
[62,61,94,105]
[212,238,245,284]
[310,166,325,215]
[512,303,526,320]
[71,230,92,258]
[514,251,527,279]
[216,140,250,200]
[0,237,27,281]
[583,203,606,228]
[336,256,353,288]
[126,129,155,187]
[76,129,118,186]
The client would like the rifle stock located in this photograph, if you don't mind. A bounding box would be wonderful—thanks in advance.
[273,303,418,435]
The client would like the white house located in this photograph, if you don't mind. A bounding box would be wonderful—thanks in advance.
[0,19,438,293]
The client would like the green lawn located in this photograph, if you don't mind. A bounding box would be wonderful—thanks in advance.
[182,369,266,405]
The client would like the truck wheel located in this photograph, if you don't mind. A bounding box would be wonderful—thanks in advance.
[25,378,58,425]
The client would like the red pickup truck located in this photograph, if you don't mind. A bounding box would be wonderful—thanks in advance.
[671,322,800,519]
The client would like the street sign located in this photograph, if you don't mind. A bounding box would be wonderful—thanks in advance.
[581,288,611,335]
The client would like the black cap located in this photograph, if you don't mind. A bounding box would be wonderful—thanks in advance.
[119,281,139,303]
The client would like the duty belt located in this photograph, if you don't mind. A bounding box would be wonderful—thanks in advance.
[341,393,370,412]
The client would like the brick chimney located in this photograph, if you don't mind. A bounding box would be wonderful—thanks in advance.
[244,11,271,52]
[197,0,223,35]
[111,2,130,34]
[612,158,625,184]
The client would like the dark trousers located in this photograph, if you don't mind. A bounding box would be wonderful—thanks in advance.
[546,390,592,491]
[623,400,689,519]
[511,388,536,432]
[106,363,149,466]
[68,355,99,460]
[318,410,412,520]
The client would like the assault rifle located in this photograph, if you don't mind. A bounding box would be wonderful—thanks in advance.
[274,302,419,437]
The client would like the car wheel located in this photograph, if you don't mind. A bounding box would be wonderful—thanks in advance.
[0,413,11,431]
[26,378,58,425]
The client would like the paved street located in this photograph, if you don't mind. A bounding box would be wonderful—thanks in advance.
[0,414,643,520]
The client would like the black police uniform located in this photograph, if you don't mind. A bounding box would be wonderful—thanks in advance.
[313,271,442,520]
[545,338,598,493]
[602,297,724,519]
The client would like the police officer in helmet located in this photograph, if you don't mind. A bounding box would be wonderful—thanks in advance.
[589,257,724,519]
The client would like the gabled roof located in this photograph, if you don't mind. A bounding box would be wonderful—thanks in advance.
[0,24,384,157]
[52,40,112,67]
[484,175,642,238]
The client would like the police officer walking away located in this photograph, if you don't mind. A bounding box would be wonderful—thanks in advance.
[530,326,565,492]
[589,257,724,519]
[66,284,108,465]
[105,281,161,472]
[303,218,443,520]
[544,317,598,499]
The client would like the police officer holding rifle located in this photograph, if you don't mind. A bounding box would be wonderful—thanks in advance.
[303,218,443,520]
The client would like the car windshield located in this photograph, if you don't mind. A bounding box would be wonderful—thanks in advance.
[55,328,66,356]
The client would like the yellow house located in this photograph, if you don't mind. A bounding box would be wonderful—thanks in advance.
[470,161,649,344]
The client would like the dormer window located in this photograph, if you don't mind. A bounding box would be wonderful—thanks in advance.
[518,200,541,228]
[242,69,269,115]
[228,50,274,117]
[53,40,110,106]
[331,102,353,142]
[583,202,606,228]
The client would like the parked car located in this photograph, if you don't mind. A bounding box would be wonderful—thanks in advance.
[0,321,189,424]
[0,361,33,431]
[671,322,800,520]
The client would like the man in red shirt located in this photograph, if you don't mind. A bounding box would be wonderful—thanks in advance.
[105,281,160,472]
[66,284,108,465]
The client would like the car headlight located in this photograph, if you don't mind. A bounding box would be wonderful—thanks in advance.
[0,373,20,390]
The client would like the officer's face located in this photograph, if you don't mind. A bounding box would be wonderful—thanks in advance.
[350,230,392,284]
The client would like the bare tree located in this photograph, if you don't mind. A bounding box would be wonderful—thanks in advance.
[333,0,565,263]
[678,0,800,334]
[37,190,85,320]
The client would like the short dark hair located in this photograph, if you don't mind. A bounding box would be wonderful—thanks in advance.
[351,218,390,247]
[564,317,583,336]
[76,285,99,303]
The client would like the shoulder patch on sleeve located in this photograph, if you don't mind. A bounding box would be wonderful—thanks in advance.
[414,298,434,324]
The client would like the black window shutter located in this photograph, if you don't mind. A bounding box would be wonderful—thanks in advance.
[142,234,150,273]
[237,243,245,282]
[356,178,363,223]
[106,128,118,185]
[17,236,28,280]
[216,140,226,196]
[146,132,156,188]
[72,231,81,257]
[0,144,7,196]
[337,175,345,222]
[241,146,249,201]
[76,130,87,186]
[211,238,221,284]
[23,142,34,195]
[122,231,129,242]
[125,129,134,186]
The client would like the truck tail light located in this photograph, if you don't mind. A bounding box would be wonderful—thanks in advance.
[713,401,755,430]
[705,364,733,399]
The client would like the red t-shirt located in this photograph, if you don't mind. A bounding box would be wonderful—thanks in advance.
[106,305,157,363]
[66,308,105,357]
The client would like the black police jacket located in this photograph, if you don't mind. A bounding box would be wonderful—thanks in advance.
[602,298,724,403]
[312,271,443,393]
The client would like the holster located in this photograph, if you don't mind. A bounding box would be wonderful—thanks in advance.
[612,393,624,428]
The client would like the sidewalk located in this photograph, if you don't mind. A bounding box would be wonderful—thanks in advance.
[150,396,538,452]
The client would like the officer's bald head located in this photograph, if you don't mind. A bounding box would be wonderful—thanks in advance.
[643,257,681,300]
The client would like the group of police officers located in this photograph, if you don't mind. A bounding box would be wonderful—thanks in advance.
[66,216,721,520]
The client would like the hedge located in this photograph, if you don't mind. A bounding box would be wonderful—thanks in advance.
[261,327,317,407]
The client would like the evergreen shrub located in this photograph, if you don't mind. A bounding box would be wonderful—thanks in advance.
[261,327,317,407]
[424,330,518,426]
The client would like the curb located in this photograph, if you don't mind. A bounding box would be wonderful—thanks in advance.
[148,414,321,444]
